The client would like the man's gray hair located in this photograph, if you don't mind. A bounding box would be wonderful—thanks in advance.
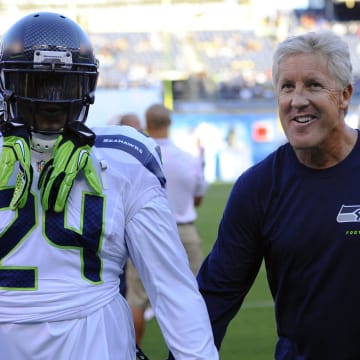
[272,30,353,89]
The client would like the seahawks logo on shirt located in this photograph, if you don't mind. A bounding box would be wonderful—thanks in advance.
[337,205,360,222]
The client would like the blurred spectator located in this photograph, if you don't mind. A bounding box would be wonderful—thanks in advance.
[118,113,142,130]
[114,113,149,345]
[116,113,143,301]
[126,103,208,345]
[145,103,207,274]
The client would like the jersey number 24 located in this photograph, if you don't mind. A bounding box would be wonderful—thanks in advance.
[0,188,105,290]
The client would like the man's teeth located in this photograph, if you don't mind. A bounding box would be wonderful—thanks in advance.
[295,116,312,123]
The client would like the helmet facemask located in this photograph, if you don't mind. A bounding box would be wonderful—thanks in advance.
[1,49,98,134]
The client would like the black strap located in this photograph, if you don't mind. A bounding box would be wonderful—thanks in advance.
[136,344,150,360]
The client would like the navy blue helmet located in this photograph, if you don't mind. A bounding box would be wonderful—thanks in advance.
[0,12,99,128]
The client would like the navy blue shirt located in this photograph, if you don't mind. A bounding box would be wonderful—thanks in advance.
[197,131,360,359]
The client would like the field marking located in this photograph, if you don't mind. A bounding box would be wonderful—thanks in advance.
[242,300,274,309]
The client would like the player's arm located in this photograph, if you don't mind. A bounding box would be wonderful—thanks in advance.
[120,130,217,358]
[125,188,218,360]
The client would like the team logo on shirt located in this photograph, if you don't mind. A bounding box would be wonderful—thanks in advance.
[36,160,46,172]
[337,205,360,222]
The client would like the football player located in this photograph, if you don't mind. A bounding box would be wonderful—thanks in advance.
[0,12,218,360]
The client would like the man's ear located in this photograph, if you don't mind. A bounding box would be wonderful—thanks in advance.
[340,84,353,111]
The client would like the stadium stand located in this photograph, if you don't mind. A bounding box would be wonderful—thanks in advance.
[1,1,360,102]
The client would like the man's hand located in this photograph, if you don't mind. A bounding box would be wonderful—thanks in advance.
[0,119,32,210]
[38,122,102,212]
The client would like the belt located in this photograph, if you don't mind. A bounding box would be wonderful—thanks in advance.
[177,222,194,226]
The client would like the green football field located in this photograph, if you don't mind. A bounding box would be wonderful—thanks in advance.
[141,182,277,359]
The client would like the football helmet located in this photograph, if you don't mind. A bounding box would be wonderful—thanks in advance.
[0,12,98,133]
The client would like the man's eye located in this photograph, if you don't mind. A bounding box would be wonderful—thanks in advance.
[280,83,293,91]
[308,82,322,89]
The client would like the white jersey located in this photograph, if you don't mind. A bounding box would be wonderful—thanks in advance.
[155,138,207,223]
[0,125,218,360]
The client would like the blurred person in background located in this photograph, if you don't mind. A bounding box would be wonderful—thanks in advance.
[196,29,360,359]
[127,103,208,345]
[118,113,142,130]
[116,112,143,300]
[0,12,218,360]
[145,103,207,276]
[116,112,148,345]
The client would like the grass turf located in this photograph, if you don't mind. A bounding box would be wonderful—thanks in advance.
[141,182,277,359]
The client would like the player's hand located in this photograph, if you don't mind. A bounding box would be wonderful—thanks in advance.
[38,121,102,212]
[0,118,33,210]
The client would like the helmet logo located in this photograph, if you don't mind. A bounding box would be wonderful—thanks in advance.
[34,50,72,70]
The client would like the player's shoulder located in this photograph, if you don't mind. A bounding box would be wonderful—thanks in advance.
[92,125,166,188]
[92,124,146,138]
[92,125,157,151]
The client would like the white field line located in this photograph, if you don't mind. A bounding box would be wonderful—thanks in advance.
[242,300,274,309]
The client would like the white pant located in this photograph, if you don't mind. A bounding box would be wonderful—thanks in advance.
[0,295,136,360]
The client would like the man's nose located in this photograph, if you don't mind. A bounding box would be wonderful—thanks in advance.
[291,88,310,108]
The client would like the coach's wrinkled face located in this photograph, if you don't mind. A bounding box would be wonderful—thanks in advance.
[276,52,352,152]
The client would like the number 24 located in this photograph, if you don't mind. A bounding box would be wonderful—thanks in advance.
[0,188,105,290]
